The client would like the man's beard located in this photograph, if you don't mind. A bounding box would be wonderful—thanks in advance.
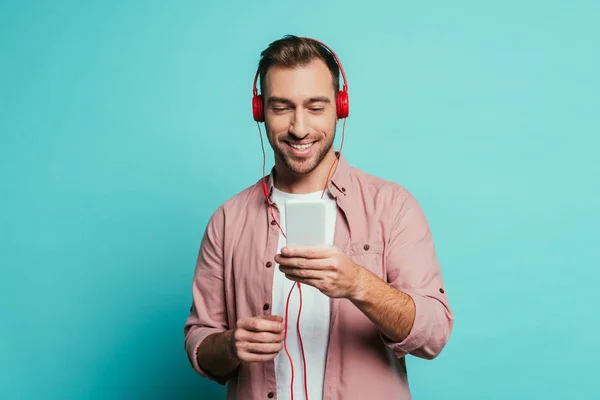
[271,130,336,176]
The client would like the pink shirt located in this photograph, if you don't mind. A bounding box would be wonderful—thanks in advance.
[184,155,453,399]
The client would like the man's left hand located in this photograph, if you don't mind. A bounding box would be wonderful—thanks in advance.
[274,245,365,299]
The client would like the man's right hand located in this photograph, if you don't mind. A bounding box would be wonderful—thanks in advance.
[231,315,285,363]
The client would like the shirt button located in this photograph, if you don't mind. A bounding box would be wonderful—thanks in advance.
[268,393,274,398]
[439,288,445,294]
[266,261,273,268]
[363,244,370,251]
[271,220,277,226]
[341,187,346,192]
[263,303,270,311]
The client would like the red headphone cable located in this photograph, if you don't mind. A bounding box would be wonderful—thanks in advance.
[258,122,306,400]
[251,35,349,400]
[257,116,347,400]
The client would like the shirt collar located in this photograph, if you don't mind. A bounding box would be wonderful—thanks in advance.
[262,152,352,204]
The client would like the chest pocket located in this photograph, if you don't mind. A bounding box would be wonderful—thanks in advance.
[348,240,385,281]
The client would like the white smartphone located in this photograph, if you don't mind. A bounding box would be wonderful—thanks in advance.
[285,200,328,246]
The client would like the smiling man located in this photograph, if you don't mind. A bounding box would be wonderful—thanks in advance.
[184,35,453,400]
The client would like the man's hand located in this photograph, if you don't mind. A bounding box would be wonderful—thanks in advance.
[232,315,285,363]
[274,245,417,344]
[274,245,365,299]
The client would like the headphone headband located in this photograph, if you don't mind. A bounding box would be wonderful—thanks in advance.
[252,37,349,121]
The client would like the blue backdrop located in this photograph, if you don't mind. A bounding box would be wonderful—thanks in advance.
[1,1,599,399]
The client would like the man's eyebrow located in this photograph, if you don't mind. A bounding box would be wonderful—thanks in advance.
[266,96,293,105]
[266,96,332,105]
[304,96,331,104]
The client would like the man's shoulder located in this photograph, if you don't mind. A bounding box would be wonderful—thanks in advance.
[211,178,263,218]
[348,164,412,202]
[347,164,426,224]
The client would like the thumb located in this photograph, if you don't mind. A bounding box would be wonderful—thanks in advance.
[261,314,283,322]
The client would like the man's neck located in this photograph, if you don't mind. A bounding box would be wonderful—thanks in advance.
[273,151,338,194]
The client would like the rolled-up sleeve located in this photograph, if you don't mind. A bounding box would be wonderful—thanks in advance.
[183,205,232,384]
[381,190,454,360]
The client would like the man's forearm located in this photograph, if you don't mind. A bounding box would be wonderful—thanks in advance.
[196,329,240,379]
[349,268,416,343]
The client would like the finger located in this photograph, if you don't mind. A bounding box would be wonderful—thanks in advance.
[261,315,283,323]
[279,266,327,280]
[285,275,322,288]
[237,350,280,363]
[236,330,285,344]
[238,317,283,333]
[243,341,283,355]
[275,256,331,270]
[281,245,333,259]
[234,328,283,348]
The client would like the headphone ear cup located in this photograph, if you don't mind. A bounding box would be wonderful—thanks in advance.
[252,94,264,122]
[336,90,349,119]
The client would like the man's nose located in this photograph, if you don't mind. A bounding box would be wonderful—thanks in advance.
[289,110,309,139]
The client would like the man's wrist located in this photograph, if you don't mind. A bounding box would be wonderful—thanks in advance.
[348,265,372,303]
[196,329,240,379]
[224,329,238,361]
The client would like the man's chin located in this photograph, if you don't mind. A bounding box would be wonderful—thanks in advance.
[282,157,318,176]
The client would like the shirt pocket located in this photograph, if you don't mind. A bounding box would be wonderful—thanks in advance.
[348,240,385,280]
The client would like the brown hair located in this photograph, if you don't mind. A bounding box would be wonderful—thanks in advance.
[257,35,340,95]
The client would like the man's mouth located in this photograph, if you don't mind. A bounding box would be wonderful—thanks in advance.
[288,142,315,150]
[285,141,316,156]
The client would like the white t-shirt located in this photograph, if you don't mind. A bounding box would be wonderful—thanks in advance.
[270,186,337,400]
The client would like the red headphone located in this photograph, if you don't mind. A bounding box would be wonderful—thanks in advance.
[252,38,349,122]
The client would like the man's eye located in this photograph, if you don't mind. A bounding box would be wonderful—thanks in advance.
[273,107,288,112]
[310,108,324,112]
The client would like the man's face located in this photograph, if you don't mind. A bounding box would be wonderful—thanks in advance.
[263,58,337,176]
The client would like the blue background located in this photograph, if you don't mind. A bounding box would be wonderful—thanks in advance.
[1,1,599,399]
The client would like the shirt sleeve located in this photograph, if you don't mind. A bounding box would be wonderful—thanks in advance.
[183,205,233,384]
[381,189,454,360]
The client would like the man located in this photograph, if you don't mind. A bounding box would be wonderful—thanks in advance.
[184,35,453,400]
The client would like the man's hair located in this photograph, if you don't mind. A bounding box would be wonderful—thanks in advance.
[257,35,340,95]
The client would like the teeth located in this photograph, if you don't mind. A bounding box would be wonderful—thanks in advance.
[290,143,313,150]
